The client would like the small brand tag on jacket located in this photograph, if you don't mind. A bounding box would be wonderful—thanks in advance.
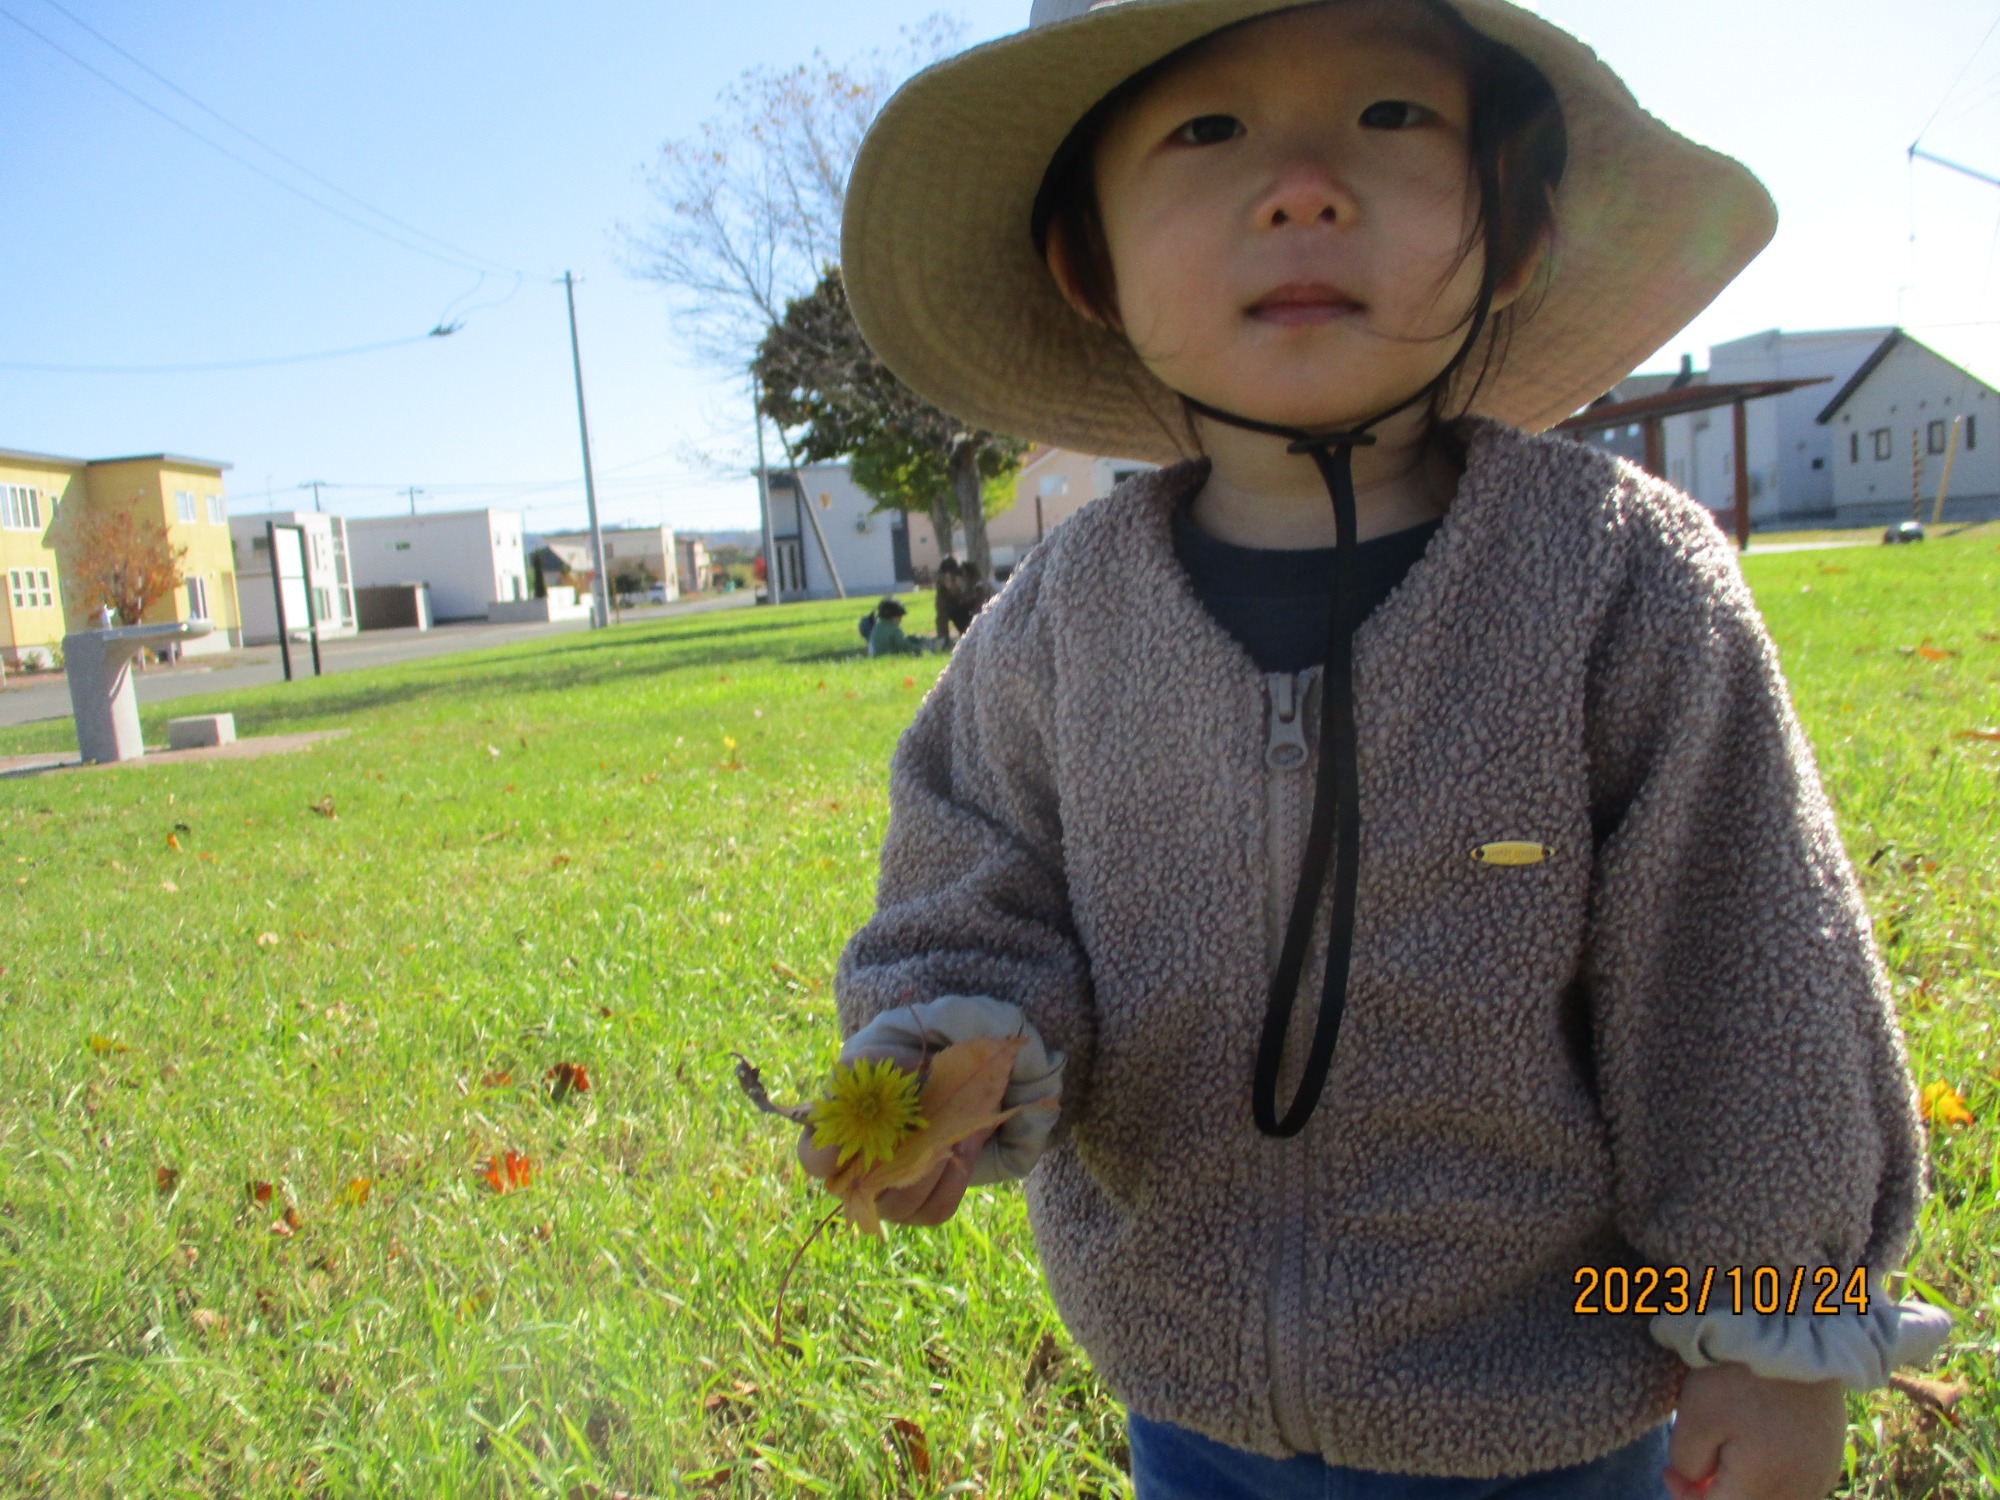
[1470,841,1553,867]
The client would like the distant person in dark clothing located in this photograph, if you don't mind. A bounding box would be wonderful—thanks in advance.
[934,557,997,643]
[933,558,965,642]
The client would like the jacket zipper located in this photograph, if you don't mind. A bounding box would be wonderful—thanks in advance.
[1263,669,1319,1454]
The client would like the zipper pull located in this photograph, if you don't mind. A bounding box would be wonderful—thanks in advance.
[1265,671,1310,770]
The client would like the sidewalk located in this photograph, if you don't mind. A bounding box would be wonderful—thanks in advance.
[0,591,755,730]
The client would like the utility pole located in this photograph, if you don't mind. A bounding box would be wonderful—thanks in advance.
[752,375,780,605]
[405,486,422,516]
[563,270,611,630]
[306,480,325,514]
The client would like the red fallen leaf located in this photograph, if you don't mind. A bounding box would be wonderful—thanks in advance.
[546,1062,591,1102]
[247,1180,274,1205]
[885,1417,931,1482]
[480,1070,514,1088]
[155,1166,180,1197]
[484,1151,533,1193]
[199,852,215,863]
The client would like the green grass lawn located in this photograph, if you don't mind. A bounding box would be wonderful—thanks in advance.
[1,530,1995,1498]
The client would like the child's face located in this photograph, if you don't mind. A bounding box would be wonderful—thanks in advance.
[1075,2,1524,430]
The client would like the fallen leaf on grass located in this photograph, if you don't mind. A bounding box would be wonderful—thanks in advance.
[87,1035,127,1054]
[307,795,336,819]
[545,1061,591,1102]
[189,1308,227,1338]
[902,677,916,688]
[269,1206,300,1237]
[884,1417,931,1483]
[155,1166,180,1197]
[550,854,570,871]
[1889,1371,1971,1415]
[166,832,182,852]
[1954,728,2000,743]
[1915,646,1957,663]
[339,1178,372,1207]
[484,1151,534,1193]
[255,931,281,949]
[480,1069,515,1088]
[824,1035,1051,1236]
[247,1180,274,1204]
[1920,1081,1973,1128]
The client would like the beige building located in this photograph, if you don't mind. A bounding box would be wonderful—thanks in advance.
[0,450,74,669]
[541,525,681,602]
[909,446,1155,579]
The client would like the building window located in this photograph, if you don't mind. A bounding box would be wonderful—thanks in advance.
[1871,429,1892,461]
[7,569,38,608]
[207,493,227,524]
[1849,433,1859,464]
[175,490,198,523]
[1,485,41,530]
[1811,456,1825,471]
[1967,415,1977,451]
[186,575,210,619]
[1926,420,1947,454]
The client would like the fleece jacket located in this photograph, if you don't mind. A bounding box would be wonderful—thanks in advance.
[832,417,1930,1476]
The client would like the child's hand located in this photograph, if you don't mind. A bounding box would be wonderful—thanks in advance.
[1666,1363,1846,1500]
[793,1043,997,1227]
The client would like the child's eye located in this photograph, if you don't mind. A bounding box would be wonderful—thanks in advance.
[1172,114,1245,146]
[1358,100,1433,130]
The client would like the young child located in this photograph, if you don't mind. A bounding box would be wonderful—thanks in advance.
[802,1,1953,1495]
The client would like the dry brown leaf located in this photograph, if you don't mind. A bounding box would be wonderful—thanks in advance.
[155,1166,180,1197]
[1954,728,2000,743]
[189,1308,226,1338]
[824,1035,1053,1236]
[1889,1371,1971,1415]
[885,1417,932,1482]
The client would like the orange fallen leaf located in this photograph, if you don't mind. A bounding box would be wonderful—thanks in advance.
[1916,646,1955,663]
[340,1177,372,1207]
[1920,1080,1974,1128]
[885,1417,932,1482]
[824,1035,1053,1236]
[166,832,182,852]
[902,677,916,688]
[480,1069,515,1088]
[484,1151,534,1193]
[546,1061,591,1102]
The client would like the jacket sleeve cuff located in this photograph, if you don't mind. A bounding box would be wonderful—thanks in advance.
[839,995,1065,1186]
[1650,1277,1953,1389]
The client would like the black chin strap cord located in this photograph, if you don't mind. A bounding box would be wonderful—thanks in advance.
[1180,394,1383,1140]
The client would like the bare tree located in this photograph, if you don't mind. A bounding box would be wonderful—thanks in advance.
[622,17,961,373]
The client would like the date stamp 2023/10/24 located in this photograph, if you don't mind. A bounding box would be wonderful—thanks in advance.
[1573,1265,1873,1317]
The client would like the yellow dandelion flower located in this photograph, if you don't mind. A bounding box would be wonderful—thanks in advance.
[809,1056,926,1169]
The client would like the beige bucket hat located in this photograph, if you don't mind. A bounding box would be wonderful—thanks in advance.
[841,0,1776,464]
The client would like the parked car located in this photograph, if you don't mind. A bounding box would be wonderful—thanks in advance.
[644,583,670,604]
[1883,520,1925,545]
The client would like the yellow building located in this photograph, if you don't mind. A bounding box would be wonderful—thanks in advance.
[2,447,242,662]
[0,449,78,669]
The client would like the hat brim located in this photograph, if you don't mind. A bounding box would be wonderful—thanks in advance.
[841,0,1776,463]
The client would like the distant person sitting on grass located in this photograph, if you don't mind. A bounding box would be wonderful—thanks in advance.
[863,597,925,657]
[933,557,998,645]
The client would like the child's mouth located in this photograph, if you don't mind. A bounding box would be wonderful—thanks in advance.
[1246,283,1364,326]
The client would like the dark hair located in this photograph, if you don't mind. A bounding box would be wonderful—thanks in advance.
[1030,0,1567,436]
[936,557,962,577]
[877,596,908,619]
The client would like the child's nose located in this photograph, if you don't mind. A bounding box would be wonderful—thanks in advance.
[1255,159,1356,231]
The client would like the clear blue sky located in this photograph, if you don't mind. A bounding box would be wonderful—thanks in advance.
[3,0,1997,535]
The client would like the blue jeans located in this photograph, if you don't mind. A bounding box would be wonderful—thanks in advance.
[1127,1413,1672,1500]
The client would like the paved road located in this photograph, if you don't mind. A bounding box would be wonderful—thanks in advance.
[0,591,757,729]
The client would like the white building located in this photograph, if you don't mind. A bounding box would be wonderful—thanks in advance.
[540,524,681,602]
[229,511,357,645]
[764,465,914,600]
[1816,327,1999,526]
[347,509,528,622]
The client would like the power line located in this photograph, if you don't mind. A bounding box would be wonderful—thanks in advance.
[0,331,448,374]
[1912,7,2000,151]
[0,4,516,281]
[31,0,524,280]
